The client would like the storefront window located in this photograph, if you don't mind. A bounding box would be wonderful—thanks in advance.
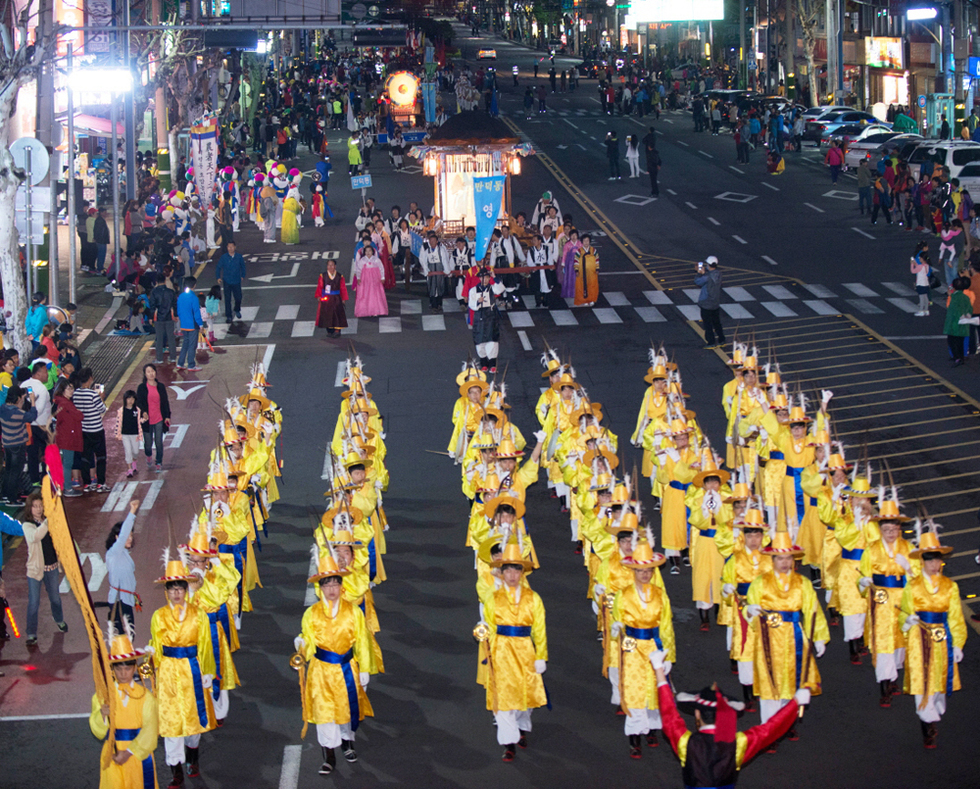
[881,74,908,107]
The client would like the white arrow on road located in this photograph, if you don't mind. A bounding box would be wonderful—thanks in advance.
[60,553,107,593]
[251,262,300,284]
[556,144,568,150]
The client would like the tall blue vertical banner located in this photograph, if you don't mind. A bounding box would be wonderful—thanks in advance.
[422,82,437,123]
[473,176,506,261]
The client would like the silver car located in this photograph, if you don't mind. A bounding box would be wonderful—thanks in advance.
[844,131,922,168]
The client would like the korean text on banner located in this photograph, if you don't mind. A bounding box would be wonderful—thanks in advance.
[473,176,506,261]
[190,117,219,209]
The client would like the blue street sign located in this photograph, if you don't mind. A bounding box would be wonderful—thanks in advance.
[351,174,373,189]
[969,57,980,78]
[917,94,927,109]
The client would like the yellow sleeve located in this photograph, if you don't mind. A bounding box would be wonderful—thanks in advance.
[817,490,843,526]
[802,578,830,643]
[948,581,968,649]
[128,692,158,761]
[745,577,763,618]
[899,584,915,628]
[300,605,317,661]
[660,592,676,662]
[801,466,823,497]
[858,549,873,595]
[631,389,651,444]
[721,555,737,592]
[514,459,540,489]
[196,609,217,676]
[759,408,779,437]
[595,558,611,590]
[714,523,735,558]
[835,517,861,551]
[655,456,673,485]
[611,589,623,625]
[531,591,548,661]
[476,573,493,605]
[512,425,527,451]
[353,606,373,670]
[535,392,550,427]
[149,611,163,670]
[89,692,108,740]
[674,460,696,485]
[483,593,497,628]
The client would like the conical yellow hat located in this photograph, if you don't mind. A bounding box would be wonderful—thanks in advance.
[308,552,351,583]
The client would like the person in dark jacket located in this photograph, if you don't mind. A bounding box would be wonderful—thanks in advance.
[93,208,111,273]
[149,277,177,362]
[175,276,204,371]
[694,256,725,349]
[135,363,171,470]
[0,386,37,505]
[215,241,247,322]
[605,131,621,180]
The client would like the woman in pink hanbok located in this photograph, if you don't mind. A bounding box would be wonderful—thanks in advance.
[352,244,389,317]
[559,229,581,299]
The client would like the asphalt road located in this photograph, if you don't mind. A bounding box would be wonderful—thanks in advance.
[1,26,979,788]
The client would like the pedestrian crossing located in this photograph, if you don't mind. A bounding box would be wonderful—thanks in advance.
[215,279,925,339]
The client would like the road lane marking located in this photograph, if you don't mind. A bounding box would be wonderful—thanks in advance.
[762,255,778,266]
[334,361,346,387]
[666,188,677,195]
[563,119,580,130]
[729,166,744,174]
[676,140,689,146]
[685,201,698,209]
[843,282,879,297]
[698,150,713,158]
[732,235,748,244]
[804,202,825,213]
[761,182,779,191]
[707,217,720,226]
[278,745,303,789]
[0,713,91,722]
[517,330,532,350]
[852,227,876,239]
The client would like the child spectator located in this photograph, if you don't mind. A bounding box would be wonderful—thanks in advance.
[114,390,143,478]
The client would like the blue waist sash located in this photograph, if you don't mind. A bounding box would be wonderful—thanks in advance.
[698,528,717,538]
[773,611,804,691]
[161,645,209,727]
[785,465,805,523]
[206,607,231,700]
[325,290,341,295]
[872,574,905,589]
[218,538,247,616]
[113,728,154,789]
[809,496,818,507]
[841,547,864,561]
[669,480,690,491]
[769,451,785,460]
[918,611,954,694]
[736,582,751,595]
[314,646,360,731]
[625,625,663,650]
[496,625,532,637]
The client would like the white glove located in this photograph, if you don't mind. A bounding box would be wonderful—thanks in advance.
[293,636,306,653]
[954,646,964,663]
[359,671,370,687]
[593,583,606,599]
[722,583,736,597]
[958,315,980,325]
[610,622,623,639]
[142,645,154,656]
[821,389,834,405]
[794,688,811,706]
[663,660,673,676]
[533,430,546,443]
[895,554,910,572]
[832,483,846,502]
[744,604,762,620]
[649,649,667,670]
[858,576,873,591]
[250,473,261,485]
[814,640,826,658]
[902,613,920,633]
[210,557,222,569]
[201,674,214,689]
[534,659,547,674]
[665,447,680,463]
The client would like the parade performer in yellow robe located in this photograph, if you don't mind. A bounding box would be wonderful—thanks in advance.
[721,510,772,711]
[900,524,967,749]
[479,535,548,762]
[89,623,159,789]
[632,359,670,480]
[685,452,731,630]
[857,495,919,708]
[281,194,301,245]
[573,234,599,306]
[654,418,699,573]
[609,531,673,758]
[449,373,489,462]
[149,550,216,787]
[295,548,374,775]
[744,531,829,739]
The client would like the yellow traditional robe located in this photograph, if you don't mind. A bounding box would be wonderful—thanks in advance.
[722,547,772,661]
[149,603,217,737]
[299,598,374,725]
[900,574,967,698]
[746,570,829,700]
[859,538,919,658]
[611,582,675,710]
[817,487,846,602]
[632,388,668,477]
[89,682,159,789]
[448,397,484,458]
[834,515,880,617]
[189,561,242,693]
[655,448,697,552]
[483,584,548,712]
[686,486,733,606]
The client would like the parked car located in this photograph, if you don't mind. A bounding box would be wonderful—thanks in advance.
[844,132,922,169]
[805,110,882,145]
[954,162,980,196]
[824,123,889,147]
[477,49,497,61]
[799,104,850,122]
[907,140,980,180]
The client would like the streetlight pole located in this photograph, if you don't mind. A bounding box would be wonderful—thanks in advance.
[67,44,77,305]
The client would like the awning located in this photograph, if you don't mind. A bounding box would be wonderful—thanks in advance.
[57,113,126,137]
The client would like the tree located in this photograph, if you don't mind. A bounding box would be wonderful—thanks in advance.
[796,0,820,109]
[0,3,63,355]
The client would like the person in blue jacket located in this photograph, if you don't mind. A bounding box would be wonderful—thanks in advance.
[25,292,50,352]
[175,276,204,372]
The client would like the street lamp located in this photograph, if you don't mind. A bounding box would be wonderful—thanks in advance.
[906,7,938,20]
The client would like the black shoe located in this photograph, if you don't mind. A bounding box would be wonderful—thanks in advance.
[574,540,583,555]
[167,764,184,789]
[185,747,200,777]
[341,739,357,762]
[319,747,336,774]
[646,731,658,747]
[517,735,527,749]
[502,744,516,762]
[629,734,642,759]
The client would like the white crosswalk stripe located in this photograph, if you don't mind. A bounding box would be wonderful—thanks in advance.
[761,284,796,300]
[603,291,630,306]
[291,321,315,337]
[551,310,579,326]
[881,281,915,296]
[644,290,673,305]
[247,322,274,338]
[845,298,884,314]
[593,308,623,324]
[723,287,755,302]
[802,283,837,299]
[842,283,879,297]
[886,297,919,314]
[401,300,422,314]
[422,315,446,331]
[378,317,402,333]
[761,302,797,317]
[635,306,667,322]
[508,311,535,328]
[803,300,838,315]
[677,305,702,320]
[720,303,754,320]
[682,289,701,303]
[275,304,300,321]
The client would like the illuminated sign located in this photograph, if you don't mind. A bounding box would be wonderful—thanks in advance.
[627,0,722,22]
[865,37,904,69]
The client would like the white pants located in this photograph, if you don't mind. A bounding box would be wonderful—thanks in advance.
[843,613,866,642]
[121,434,140,464]
[475,342,499,360]
[570,518,579,541]
[213,688,229,720]
[726,626,733,651]
[624,707,662,735]
[164,734,201,765]
[696,600,713,611]
[627,156,640,178]
[874,649,905,682]
[914,693,946,723]
[759,698,792,724]
[316,722,354,748]
[494,709,531,745]
[315,215,325,227]
[738,660,754,686]
[665,549,681,558]
[608,666,620,705]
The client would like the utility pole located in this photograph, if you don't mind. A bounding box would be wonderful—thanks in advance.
[784,0,794,98]
[123,0,136,200]
[35,0,59,305]
[153,0,171,190]
[740,0,746,89]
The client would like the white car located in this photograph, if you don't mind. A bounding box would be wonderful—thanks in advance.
[843,129,918,168]
[955,162,980,197]
[908,140,980,180]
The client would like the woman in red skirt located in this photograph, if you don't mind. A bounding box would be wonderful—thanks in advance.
[316,258,349,337]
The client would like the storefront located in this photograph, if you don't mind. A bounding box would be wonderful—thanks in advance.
[865,36,908,109]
